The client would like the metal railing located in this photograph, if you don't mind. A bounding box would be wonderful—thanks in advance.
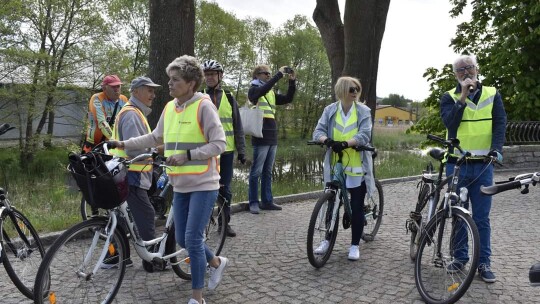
[506,121,540,145]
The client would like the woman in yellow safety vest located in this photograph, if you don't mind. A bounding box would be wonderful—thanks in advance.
[109,55,227,304]
[312,76,375,262]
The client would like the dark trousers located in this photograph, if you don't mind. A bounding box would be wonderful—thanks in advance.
[349,182,367,246]
[127,186,155,241]
[219,152,234,224]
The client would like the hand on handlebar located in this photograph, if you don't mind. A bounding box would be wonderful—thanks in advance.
[323,138,335,148]
[488,149,503,164]
[331,141,348,153]
[105,140,122,149]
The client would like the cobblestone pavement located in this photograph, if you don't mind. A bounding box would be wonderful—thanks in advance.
[2,170,539,304]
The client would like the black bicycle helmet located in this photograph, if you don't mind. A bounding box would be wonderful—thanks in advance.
[202,59,224,73]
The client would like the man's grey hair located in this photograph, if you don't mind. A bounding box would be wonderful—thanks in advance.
[452,54,478,72]
[166,55,204,90]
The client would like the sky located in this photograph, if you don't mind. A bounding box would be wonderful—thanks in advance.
[212,0,470,102]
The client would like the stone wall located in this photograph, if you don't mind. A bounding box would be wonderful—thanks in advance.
[500,145,540,170]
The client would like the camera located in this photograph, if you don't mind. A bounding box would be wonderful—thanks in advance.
[283,66,293,74]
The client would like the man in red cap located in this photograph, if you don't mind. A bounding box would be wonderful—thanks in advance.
[82,74,129,153]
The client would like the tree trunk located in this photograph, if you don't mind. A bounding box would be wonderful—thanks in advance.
[343,0,390,119]
[148,0,195,128]
[313,0,345,91]
[314,0,391,120]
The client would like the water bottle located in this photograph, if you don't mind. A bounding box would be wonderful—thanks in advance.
[156,172,168,189]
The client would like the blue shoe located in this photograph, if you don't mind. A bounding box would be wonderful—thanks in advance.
[249,202,260,214]
[478,264,496,283]
[446,260,465,273]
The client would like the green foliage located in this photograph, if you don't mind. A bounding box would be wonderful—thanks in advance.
[195,1,256,98]
[449,0,540,121]
[380,94,413,107]
[267,16,332,139]
[407,65,456,140]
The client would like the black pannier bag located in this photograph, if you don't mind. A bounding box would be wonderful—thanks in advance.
[68,151,129,210]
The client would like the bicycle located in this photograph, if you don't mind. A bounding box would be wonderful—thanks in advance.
[78,146,227,255]
[306,141,384,268]
[80,148,169,221]
[407,145,449,260]
[0,123,47,299]
[33,144,227,303]
[413,134,499,304]
[480,171,540,286]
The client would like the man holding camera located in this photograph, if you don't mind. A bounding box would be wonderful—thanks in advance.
[247,65,296,214]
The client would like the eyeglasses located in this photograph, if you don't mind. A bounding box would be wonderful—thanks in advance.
[349,87,360,94]
[258,71,271,76]
[455,65,476,74]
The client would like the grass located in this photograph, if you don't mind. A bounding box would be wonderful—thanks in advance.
[0,126,428,233]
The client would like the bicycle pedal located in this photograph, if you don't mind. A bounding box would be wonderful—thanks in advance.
[151,257,167,270]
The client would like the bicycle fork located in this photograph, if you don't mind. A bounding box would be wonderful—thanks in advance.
[78,214,119,280]
[322,189,341,237]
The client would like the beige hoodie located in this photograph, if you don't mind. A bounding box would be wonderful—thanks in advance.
[123,92,226,193]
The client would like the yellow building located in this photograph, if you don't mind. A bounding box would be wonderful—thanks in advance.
[374,105,416,126]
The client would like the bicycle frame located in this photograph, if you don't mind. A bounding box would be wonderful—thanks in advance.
[324,153,349,232]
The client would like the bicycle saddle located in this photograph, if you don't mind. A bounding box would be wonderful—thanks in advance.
[428,148,445,162]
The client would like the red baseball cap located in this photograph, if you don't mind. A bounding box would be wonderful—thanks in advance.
[102,75,123,86]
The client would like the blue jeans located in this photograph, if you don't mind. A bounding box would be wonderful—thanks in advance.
[248,145,277,205]
[446,162,493,266]
[219,152,234,223]
[173,190,218,289]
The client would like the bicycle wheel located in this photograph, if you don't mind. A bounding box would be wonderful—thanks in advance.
[80,196,107,221]
[410,183,431,260]
[414,208,480,304]
[307,192,340,268]
[205,196,227,256]
[34,218,127,304]
[166,223,192,281]
[1,208,46,299]
[362,179,384,242]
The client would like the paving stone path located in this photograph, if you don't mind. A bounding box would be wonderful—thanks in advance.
[1,170,539,303]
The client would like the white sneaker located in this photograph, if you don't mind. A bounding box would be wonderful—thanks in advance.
[208,256,228,290]
[187,299,206,304]
[348,245,360,261]
[314,240,330,255]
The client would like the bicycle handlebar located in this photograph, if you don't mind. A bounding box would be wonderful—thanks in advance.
[427,134,467,155]
[0,124,15,136]
[306,140,376,152]
[480,180,522,196]
[480,172,539,196]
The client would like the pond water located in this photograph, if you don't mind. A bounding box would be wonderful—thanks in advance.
[231,148,404,186]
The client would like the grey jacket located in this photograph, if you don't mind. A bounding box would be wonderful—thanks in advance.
[115,96,153,190]
[312,101,375,197]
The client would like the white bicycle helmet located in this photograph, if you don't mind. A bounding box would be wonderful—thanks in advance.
[202,59,224,73]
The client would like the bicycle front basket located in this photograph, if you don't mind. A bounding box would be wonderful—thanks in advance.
[68,152,128,210]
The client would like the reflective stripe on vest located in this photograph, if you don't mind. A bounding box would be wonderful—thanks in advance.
[446,86,496,157]
[257,90,276,119]
[205,89,235,152]
[163,98,212,175]
[110,103,152,172]
[333,104,363,176]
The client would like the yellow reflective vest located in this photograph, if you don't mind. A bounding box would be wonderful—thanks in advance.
[163,98,216,175]
[446,86,496,157]
[332,104,364,176]
[204,89,235,152]
[257,90,276,119]
[110,103,152,172]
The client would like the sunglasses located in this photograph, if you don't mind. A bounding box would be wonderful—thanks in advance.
[349,87,360,94]
[258,71,271,76]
